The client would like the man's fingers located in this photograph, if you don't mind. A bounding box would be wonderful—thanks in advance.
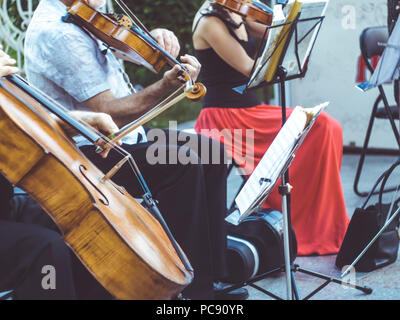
[178,55,201,81]
[154,33,165,52]
[180,63,199,81]
[0,55,16,66]
[180,54,201,70]
[95,113,119,135]
[0,66,19,77]
[162,33,172,56]
[170,33,180,58]
[164,64,182,82]
[151,29,180,59]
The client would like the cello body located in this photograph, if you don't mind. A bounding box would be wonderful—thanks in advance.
[0,77,193,300]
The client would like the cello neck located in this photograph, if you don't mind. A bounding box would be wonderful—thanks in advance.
[3,74,104,146]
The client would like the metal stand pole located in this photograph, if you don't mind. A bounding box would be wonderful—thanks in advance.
[277,66,297,300]
[280,181,293,300]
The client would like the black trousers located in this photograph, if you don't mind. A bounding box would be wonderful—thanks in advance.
[0,195,111,300]
[80,129,229,299]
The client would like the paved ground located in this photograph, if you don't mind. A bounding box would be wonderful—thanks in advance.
[228,154,400,300]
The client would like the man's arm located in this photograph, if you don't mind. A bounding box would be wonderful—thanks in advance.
[82,54,201,127]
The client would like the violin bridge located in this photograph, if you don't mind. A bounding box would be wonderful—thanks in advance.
[100,155,130,183]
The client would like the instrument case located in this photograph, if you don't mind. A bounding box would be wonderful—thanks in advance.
[225,208,297,282]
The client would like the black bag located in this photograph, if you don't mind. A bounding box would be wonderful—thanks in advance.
[224,208,297,282]
[336,158,400,272]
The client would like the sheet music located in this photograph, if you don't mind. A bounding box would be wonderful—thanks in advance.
[226,102,329,225]
[249,4,287,88]
[247,0,328,89]
[358,18,400,92]
[284,0,329,75]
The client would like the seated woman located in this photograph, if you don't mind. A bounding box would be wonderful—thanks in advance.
[192,1,349,256]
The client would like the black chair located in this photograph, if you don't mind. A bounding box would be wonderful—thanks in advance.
[353,26,400,197]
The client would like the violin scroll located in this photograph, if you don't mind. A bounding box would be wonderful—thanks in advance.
[186,83,207,102]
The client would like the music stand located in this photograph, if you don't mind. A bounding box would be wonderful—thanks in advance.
[223,4,373,300]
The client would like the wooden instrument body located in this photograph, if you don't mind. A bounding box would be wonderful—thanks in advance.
[67,1,166,72]
[213,0,273,25]
[0,79,193,299]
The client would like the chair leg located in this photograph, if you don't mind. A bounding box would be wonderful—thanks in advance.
[378,85,400,148]
[353,95,381,196]
[354,91,400,197]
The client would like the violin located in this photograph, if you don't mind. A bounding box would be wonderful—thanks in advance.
[0,74,193,299]
[64,0,206,144]
[210,0,273,25]
[64,0,206,101]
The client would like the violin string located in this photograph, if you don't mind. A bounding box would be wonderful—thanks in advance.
[114,0,151,35]
[112,1,193,84]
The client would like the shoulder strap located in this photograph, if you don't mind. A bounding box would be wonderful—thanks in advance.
[362,157,400,210]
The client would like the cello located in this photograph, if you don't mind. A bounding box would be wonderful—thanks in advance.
[0,73,193,299]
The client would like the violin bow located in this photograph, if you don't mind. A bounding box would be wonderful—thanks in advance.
[114,0,152,36]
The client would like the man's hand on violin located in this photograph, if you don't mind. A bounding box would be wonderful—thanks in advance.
[0,49,19,77]
[150,28,180,59]
[63,111,122,158]
[163,54,202,86]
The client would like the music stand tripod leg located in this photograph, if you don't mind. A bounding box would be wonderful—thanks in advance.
[279,180,294,300]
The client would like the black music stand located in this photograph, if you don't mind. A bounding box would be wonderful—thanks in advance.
[223,9,373,300]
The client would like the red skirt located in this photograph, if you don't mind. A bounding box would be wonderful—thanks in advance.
[195,104,350,256]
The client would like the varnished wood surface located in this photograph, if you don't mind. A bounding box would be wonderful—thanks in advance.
[0,78,193,299]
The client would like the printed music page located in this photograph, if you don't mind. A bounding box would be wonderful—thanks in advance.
[248,0,302,88]
[283,0,329,76]
[226,102,328,226]
[248,0,328,88]
[358,17,400,91]
[248,4,287,88]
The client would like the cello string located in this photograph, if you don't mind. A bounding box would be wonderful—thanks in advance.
[6,74,152,197]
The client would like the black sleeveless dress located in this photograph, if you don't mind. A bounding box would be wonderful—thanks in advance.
[194,18,261,108]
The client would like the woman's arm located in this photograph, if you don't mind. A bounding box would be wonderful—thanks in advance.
[193,16,255,77]
[245,18,269,40]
